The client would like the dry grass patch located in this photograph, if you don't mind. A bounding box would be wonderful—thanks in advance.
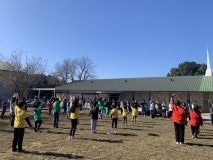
[0,110,213,160]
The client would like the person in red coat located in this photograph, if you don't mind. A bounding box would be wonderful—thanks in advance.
[170,94,187,145]
[189,105,203,139]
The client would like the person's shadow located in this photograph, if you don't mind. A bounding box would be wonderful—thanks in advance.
[185,143,213,147]
[23,151,84,159]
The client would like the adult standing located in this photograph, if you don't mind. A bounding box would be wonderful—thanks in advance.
[150,100,155,119]
[10,97,16,127]
[53,94,65,128]
[161,101,167,119]
[170,94,187,145]
[63,99,68,115]
[90,101,99,133]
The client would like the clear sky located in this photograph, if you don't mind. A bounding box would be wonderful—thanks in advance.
[0,0,213,79]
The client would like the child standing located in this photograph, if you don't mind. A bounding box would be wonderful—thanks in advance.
[33,101,44,132]
[48,100,53,115]
[12,101,33,152]
[189,105,203,139]
[122,103,129,126]
[69,101,80,139]
[53,94,65,128]
[111,103,118,128]
[131,104,137,123]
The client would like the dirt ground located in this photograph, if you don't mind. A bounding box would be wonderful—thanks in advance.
[0,109,213,160]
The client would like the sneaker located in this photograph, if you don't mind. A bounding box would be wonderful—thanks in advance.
[176,142,179,144]
[68,136,71,139]
[180,142,184,145]
[12,148,17,152]
[56,126,59,128]
[17,149,25,153]
[72,136,76,139]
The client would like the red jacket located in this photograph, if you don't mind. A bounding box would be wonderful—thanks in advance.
[190,110,202,127]
[171,103,187,124]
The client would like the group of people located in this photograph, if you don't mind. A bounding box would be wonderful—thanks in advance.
[0,92,210,152]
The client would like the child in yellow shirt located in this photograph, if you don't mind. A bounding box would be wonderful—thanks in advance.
[111,103,118,128]
[131,105,138,123]
[12,101,33,152]
[122,103,129,126]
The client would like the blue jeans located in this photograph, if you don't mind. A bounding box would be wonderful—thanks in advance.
[150,110,155,119]
[53,112,59,127]
[99,108,103,119]
[91,119,98,132]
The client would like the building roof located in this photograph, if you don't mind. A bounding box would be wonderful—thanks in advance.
[0,61,13,71]
[55,76,213,93]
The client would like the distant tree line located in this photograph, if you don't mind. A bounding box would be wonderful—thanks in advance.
[0,48,97,99]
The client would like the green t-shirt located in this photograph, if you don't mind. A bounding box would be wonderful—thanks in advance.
[98,100,104,109]
[34,107,42,121]
[53,100,61,112]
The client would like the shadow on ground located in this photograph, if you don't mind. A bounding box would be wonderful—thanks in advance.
[81,138,123,143]
[23,151,84,159]
[185,143,213,147]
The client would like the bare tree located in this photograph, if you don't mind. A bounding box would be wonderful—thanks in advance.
[0,49,47,99]
[53,56,97,83]
[76,57,97,80]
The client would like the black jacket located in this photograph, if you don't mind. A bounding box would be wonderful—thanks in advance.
[90,106,99,120]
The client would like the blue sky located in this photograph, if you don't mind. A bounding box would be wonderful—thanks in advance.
[0,0,213,79]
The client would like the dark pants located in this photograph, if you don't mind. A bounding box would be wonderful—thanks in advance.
[174,122,185,143]
[53,112,59,127]
[35,120,42,131]
[161,110,166,118]
[191,125,199,138]
[150,110,155,119]
[211,114,213,125]
[12,128,25,151]
[49,109,52,115]
[1,111,5,119]
[123,117,127,125]
[112,118,117,128]
[70,119,78,136]
[168,111,173,118]
[10,114,15,127]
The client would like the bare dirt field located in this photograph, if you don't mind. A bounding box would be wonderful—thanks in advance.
[0,109,213,160]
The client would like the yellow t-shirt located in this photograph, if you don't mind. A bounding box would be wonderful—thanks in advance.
[122,107,129,117]
[132,108,137,116]
[70,108,80,119]
[14,106,28,128]
[111,107,118,118]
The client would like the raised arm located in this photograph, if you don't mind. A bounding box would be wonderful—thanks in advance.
[170,94,175,103]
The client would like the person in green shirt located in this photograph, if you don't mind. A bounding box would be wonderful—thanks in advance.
[53,94,65,128]
[33,100,43,132]
[98,97,104,119]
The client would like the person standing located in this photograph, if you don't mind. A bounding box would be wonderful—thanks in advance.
[10,97,16,127]
[98,97,104,119]
[161,101,167,119]
[189,105,203,139]
[141,100,146,116]
[53,94,65,128]
[1,99,7,119]
[69,101,80,139]
[111,103,118,128]
[131,103,137,123]
[208,100,213,126]
[33,101,44,132]
[150,100,156,119]
[104,98,110,118]
[12,101,33,152]
[170,94,187,145]
[48,100,53,115]
[90,101,99,133]
[63,99,68,115]
[122,103,129,126]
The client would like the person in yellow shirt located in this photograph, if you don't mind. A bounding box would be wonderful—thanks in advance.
[12,101,33,152]
[122,102,129,126]
[69,99,80,139]
[131,103,138,123]
[111,103,118,128]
